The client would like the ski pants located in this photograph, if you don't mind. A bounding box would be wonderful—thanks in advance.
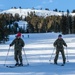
[54,49,66,64]
[14,49,22,63]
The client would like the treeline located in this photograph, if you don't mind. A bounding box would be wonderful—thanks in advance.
[0,13,22,42]
[25,11,75,34]
[0,10,75,42]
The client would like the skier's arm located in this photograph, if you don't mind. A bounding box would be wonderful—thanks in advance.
[21,39,25,47]
[53,40,57,47]
[10,39,15,46]
[63,40,67,47]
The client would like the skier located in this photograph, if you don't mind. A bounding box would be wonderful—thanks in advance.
[10,32,25,66]
[53,34,67,65]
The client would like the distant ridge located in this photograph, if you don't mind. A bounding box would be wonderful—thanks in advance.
[0,8,63,18]
[0,8,75,18]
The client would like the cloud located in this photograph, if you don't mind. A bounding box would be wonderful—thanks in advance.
[49,0,53,3]
[42,1,47,4]
[42,0,53,4]
[35,5,42,9]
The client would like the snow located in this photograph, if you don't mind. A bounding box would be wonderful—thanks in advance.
[15,20,28,30]
[0,8,63,18]
[0,32,75,75]
[1,8,75,18]
[70,13,75,16]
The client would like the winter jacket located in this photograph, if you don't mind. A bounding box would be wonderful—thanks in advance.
[10,37,25,50]
[53,38,67,50]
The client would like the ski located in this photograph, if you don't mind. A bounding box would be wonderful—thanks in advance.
[61,64,64,66]
[50,63,65,66]
[6,64,29,68]
[54,63,65,66]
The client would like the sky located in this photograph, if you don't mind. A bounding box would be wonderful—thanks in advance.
[0,0,75,12]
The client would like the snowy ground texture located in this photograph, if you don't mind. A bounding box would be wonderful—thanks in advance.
[0,32,75,75]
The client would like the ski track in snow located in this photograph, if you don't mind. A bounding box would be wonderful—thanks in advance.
[0,33,75,75]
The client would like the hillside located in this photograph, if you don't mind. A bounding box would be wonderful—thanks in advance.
[1,8,75,18]
[0,8,65,18]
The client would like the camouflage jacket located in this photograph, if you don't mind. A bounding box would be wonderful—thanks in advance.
[10,38,25,50]
[53,38,67,50]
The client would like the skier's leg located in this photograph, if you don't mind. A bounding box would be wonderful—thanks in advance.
[14,50,19,66]
[54,50,59,64]
[18,50,23,66]
[61,50,66,64]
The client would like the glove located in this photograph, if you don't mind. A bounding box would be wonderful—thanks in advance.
[65,45,67,47]
[21,44,24,47]
[10,44,12,46]
[54,45,57,47]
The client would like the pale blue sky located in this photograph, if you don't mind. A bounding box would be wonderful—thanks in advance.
[0,0,75,12]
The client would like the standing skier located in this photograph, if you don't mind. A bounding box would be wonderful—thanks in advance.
[10,32,25,66]
[53,34,67,65]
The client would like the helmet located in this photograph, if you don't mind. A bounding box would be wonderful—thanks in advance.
[58,34,62,37]
[16,32,21,37]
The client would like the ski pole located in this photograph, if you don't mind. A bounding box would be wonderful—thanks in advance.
[49,47,55,63]
[23,48,29,65]
[4,46,10,66]
[66,47,69,62]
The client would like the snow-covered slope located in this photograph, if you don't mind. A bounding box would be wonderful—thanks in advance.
[0,8,63,18]
[15,20,28,29]
[1,8,75,18]
[70,13,75,16]
[0,32,75,75]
